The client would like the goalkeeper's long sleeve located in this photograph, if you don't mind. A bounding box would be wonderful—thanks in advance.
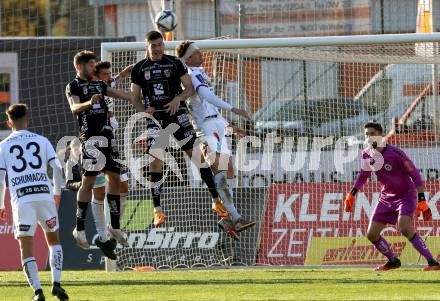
[354,169,371,191]
[197,85,233,111]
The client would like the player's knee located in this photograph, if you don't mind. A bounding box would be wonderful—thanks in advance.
[80,179,95,191]
[150,159,163,171]
[120,181,129,194]
[45,232,60,246]
[366,231,380,242]
[93,187,105,201]
[18,237,33,257]
[398,226,413,238]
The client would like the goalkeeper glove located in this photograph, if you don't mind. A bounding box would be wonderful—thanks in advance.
[344,188,358,212]
[416,192,432,221]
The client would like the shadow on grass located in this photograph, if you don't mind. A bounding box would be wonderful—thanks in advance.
[2,278,440,287]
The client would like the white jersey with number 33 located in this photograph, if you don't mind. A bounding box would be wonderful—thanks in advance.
[0,130,57,207]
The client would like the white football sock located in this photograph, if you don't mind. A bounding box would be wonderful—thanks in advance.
[49,244,63,284]
[120,192,127,221]
[214,171,241,222]
[22,257,41,292]
[91,198,107,242]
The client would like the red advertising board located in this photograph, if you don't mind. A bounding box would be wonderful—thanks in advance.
[257,182,440,265]
[0,189,49,270]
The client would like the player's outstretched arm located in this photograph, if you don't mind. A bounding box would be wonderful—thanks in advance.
[228,125,247,138]
[66,83,101,114]
[67,94,101,114]
[114,63,135,84]
[107,87,132,101]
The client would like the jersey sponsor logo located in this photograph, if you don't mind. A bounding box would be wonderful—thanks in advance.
[153,83,164,95]
[45,216,57,229]
[18,224,31,232]
[384,163,393,171]
[144,71,151,80]
[177,113,190,126]
[125,227,219,249]
[164,69,171,78]
[16,184,50,198]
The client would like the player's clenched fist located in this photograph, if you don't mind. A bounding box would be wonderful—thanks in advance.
[416,192,432,221]
[344,188,358,212]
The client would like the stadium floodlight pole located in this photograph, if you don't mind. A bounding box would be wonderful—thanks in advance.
[101,33,440,53]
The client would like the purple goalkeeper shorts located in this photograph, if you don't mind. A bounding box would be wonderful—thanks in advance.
[371,194,417,225]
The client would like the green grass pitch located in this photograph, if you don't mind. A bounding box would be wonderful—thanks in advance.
[1,268,440,300]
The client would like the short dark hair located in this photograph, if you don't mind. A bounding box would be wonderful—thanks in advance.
[364,121,383,133]
[73,50,96,67]
[95,61,111,75]
[176,40,194,58]
[145,31,163,43]
[6,104,28,121]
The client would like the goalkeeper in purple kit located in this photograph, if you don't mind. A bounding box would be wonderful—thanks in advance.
[345,122,439,271]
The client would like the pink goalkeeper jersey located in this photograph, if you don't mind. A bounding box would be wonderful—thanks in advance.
[354,144,422,201]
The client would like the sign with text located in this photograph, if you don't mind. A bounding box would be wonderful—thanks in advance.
[219,0,371,37]
[257,182,440,265]
[305,236,440,266]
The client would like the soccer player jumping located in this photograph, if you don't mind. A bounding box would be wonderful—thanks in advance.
[345,122,440,271]
[175,41,255,235]
[65,51,131,256]
[130,31,231,233]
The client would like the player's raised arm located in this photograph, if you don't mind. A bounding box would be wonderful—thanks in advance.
[196,84,251,120]
[66,84,101,114]
[114,63,135,83]
[106,86,132,101]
